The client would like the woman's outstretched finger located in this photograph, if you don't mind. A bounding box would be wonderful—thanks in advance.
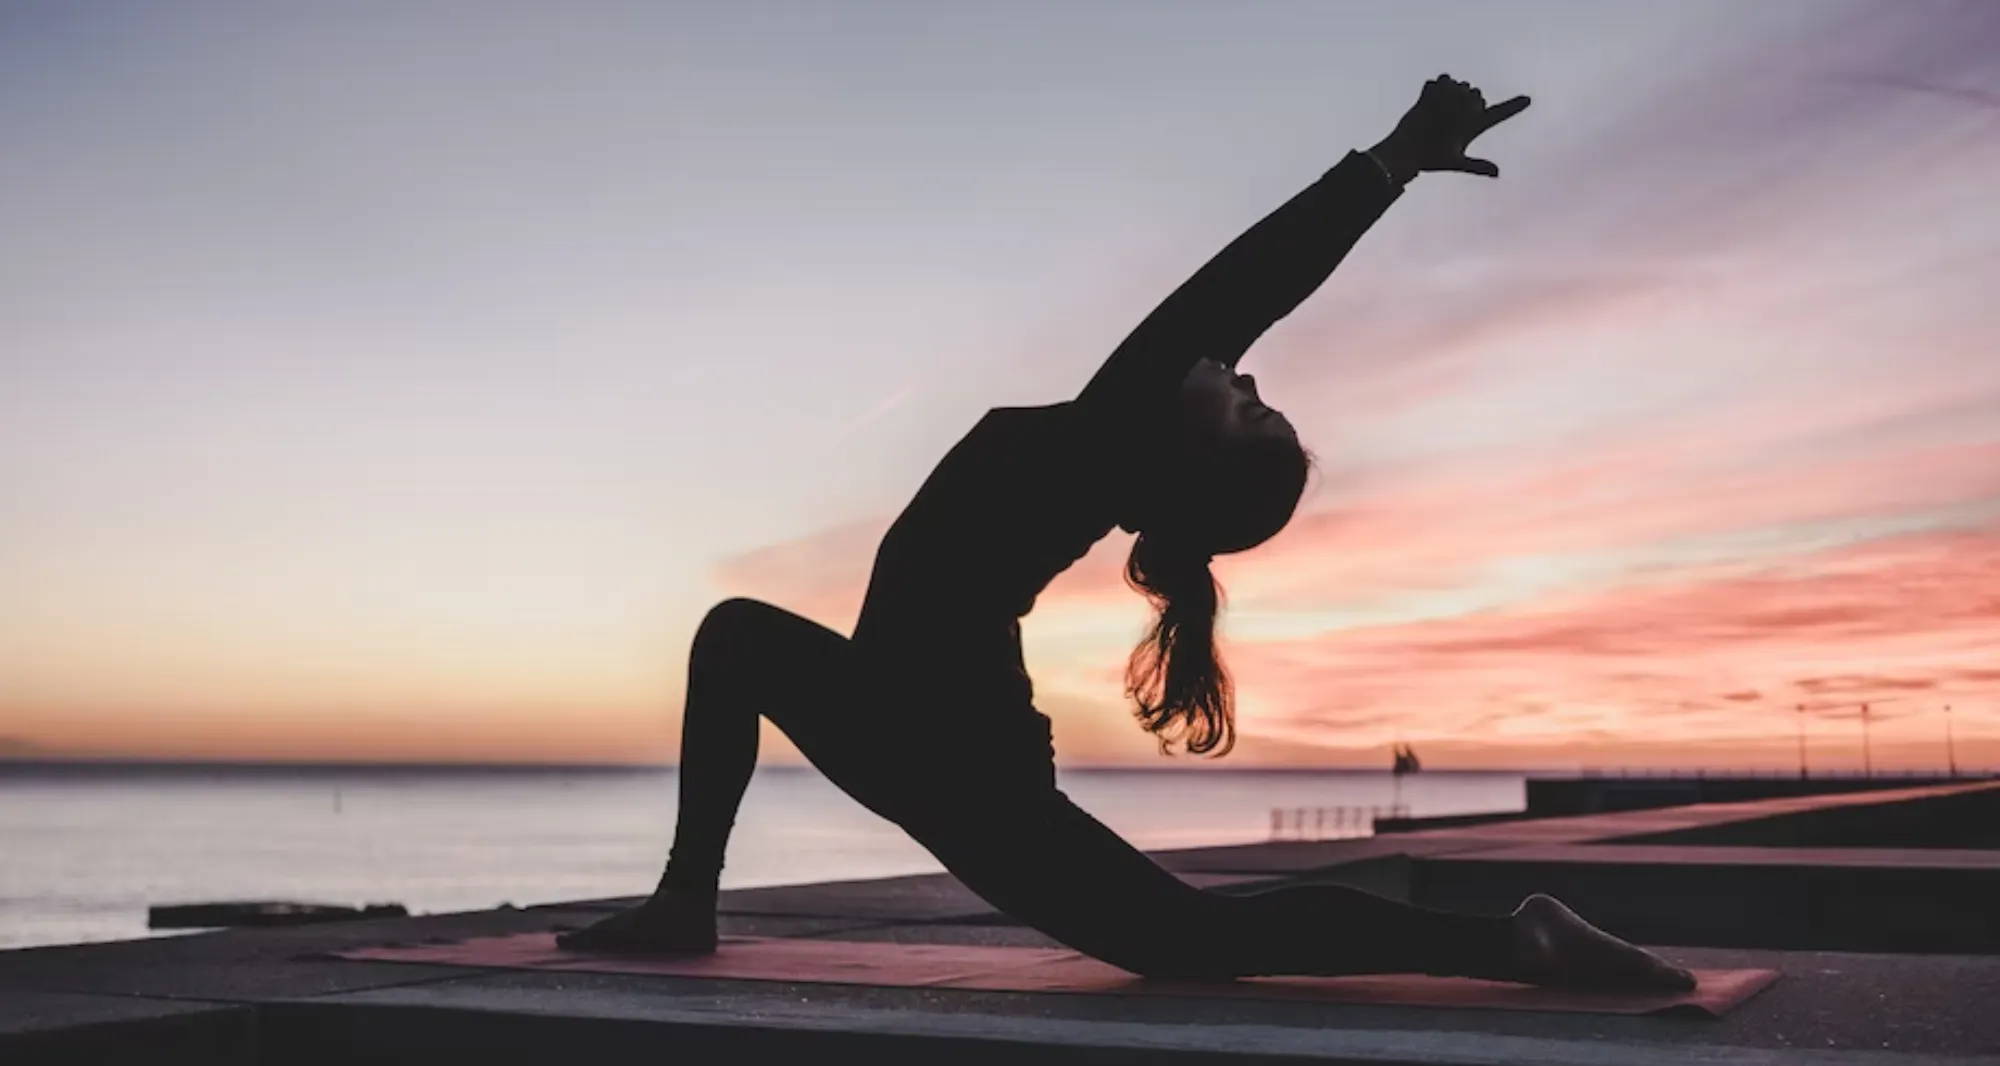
[1478,94,1532,132]
[1451,156,1500,178]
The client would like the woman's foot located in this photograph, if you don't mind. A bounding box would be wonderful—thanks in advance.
[1509,893,1696,992]
[555,889,718,955]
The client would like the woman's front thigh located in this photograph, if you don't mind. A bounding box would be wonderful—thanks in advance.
[701,598,938,824]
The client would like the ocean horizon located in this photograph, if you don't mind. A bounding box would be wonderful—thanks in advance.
[1,762,1523,950]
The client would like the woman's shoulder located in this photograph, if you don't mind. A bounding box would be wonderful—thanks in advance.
[986,399,1124,431]
[981,398,1145,451]
[971,400,1070,435]
[985,400,1075,419]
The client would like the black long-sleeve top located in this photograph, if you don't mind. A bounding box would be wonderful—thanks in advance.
[850,150,1403,750]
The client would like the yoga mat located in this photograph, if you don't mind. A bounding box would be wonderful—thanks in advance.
[334,933,1777,1017]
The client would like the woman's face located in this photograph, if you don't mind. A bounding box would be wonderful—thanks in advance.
[1179,358,1298,449]
[1115,358,1306,541]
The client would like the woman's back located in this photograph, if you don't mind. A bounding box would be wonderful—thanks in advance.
[850,400,1127,719]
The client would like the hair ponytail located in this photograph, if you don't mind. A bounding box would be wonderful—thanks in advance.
[1124,532,1235,757]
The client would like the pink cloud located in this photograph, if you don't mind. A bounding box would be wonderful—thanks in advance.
[1226,523,2000,762]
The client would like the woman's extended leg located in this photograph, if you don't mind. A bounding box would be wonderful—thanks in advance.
[918,792,1503,979]
[928,790,1692,988]
[559,597,918,952]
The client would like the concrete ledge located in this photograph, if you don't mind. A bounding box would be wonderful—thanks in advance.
[1439,843,2000,870]
[255,986,1955,1066]
[1525,775,1989,816]
[1603,787,2000,849]
[0,991,254,1065]
[1415,851,2000,952]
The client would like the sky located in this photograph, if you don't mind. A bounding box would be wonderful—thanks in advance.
[4,0,1998,770]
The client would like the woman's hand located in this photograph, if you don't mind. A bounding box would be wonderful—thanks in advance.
[1370,74,1530,181]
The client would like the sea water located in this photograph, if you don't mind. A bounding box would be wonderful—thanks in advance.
[0,764,1522,950]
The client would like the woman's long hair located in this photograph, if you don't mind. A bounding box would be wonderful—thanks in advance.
[1124,437,1314,757]
[1125,533,1233,756]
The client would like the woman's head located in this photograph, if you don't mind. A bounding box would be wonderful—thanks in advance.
[1119,358,1313,553]
[1117,358,1315,757]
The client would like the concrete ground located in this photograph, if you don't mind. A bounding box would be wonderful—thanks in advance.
[6,781,1998,1064]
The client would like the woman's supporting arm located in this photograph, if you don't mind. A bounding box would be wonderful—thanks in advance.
[1073,148,1403,419]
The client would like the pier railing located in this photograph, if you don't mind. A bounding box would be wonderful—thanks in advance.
[1268,804,1410,841]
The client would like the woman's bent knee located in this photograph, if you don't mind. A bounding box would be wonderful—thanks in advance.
[693,597,810,657]
[700,596,776,634]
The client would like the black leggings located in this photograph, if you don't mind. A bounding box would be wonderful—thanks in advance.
[659,597,1515,979]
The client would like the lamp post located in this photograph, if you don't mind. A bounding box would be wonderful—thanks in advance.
[1945,704,1957,778]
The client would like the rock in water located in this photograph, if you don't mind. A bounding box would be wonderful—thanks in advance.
[148,900,408,928]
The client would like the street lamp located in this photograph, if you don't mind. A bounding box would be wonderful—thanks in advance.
[1945,704,1957,778]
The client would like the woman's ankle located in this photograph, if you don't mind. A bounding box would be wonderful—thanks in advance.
[650,863,713,898]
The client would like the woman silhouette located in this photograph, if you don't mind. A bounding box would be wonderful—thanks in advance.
[561,76,1694,990]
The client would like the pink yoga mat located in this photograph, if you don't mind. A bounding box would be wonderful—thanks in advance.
[334,932,1776,1017]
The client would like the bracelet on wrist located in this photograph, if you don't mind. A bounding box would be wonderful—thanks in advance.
[1361,147,1412,188]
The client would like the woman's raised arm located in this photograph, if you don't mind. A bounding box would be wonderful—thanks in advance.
[1073,148,1405,419]
[1074,76,1529,422]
